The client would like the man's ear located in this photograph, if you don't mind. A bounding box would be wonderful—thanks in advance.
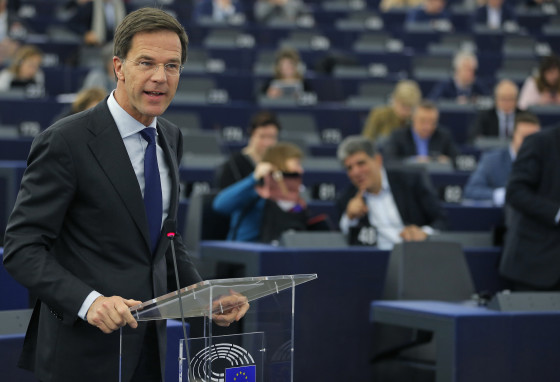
[113,57,124,81]
[374,153,383,167]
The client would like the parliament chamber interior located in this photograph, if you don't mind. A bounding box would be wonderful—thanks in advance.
[1,0,560,381]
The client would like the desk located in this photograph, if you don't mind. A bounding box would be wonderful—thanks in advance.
[0,313,188,382]
[370,300,560,382]
[200,242,506,382]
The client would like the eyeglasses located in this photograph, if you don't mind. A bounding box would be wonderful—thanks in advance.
[124,59,184,77]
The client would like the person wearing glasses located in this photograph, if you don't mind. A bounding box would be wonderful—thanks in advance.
[3,8,248,382]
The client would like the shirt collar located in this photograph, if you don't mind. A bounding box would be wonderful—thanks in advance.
[107,91,158,139]
[411,129,429,144]
[364,167,390,197]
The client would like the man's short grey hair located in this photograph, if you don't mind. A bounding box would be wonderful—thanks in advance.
[337,135,377,163]
[453,50,478,70]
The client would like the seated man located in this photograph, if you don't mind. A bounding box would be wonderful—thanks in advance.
[192,0,245,23]
[428,50,490,104]
[382,100,459,165]
[463,112,541,206]
[336,135,447,249]
[473,0,517,29]
[468,79,522,142]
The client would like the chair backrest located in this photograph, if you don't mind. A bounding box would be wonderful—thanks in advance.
[162,111,202,132]
[428,231,494,247]
[182,131,222,156]
[382,241,475,301]
[279,231,348,248]
[183,191,230,258]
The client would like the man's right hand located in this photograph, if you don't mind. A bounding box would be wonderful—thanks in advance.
[87,296,141,334]
[346,189,368,220]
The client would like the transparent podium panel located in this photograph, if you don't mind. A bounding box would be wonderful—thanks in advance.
[130,275,317,321]
[127,274,317,382]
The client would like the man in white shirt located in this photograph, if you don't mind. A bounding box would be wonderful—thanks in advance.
[336,136,447,249]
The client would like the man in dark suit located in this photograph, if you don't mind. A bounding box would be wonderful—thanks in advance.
[383,100,459,166]
[464,112,541,205]
[428,50,490,104]
[2,8,247,382]
[336,135,446,249]
[192,0,245,23]
[473,0,517,29]
[468,79,521,142]
[499,123,560,291]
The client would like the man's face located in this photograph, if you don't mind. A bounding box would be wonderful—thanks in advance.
[249,124,279,158]
[487,0,503,8]
[412,107,439,140]
[425,0,446,14]
[512,122,540,153]
[343,151,382,192]
[495,83,518,114]
[393,99,413,120]
[113,30,182,126]
[455,58,476,87]
[19,54,42,80]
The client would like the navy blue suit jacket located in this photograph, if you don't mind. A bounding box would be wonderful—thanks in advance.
[193,0,244,20]
[473,5,517,26]
[500,126,560,288]
[3,99,202,382]
[428,78,490,102]
[463,148,512,201]
[383,126,459,163]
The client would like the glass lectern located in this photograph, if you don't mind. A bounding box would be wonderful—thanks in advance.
[126,274,317,382]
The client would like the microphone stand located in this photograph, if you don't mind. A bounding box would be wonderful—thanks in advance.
[168,231,193,381]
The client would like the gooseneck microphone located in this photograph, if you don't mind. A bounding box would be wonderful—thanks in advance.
[167,223,193,381]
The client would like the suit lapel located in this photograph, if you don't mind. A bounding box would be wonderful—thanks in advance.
[86,102,151,251]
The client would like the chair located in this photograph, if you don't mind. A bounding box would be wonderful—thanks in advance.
[279,231,348,248]
[277,112,322,149]
[174,77,223,104]
[202,29,254,49]
[182,131,222,157]
[427,34,476,55]
[502,35,538,57]
[161,111,202,132]
[383,241,475,300]
[183,190,230,259]
[496,57,539,83]
[412,55,453,81]
[182,48,211,74]
[428,231,494,247]
[352,32,395,53]
[278,31,331,51]
[335,11,384,31]
[373,241,476,380]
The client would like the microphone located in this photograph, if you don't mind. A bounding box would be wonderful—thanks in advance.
[166,221,192,381]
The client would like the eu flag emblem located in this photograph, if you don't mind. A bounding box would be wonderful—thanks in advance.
[225,365,256,382]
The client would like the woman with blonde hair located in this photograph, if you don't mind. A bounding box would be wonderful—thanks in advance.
[0,44,44,92]
[362,80,422,142]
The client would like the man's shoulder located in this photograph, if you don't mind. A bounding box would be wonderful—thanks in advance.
[524,125,560,147]
[389,126,411,139]
[479,148,510,166]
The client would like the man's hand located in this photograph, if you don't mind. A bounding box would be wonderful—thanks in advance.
[87,296,141,334]
[346,189,368,220]
[211,290,250,327]
[400,225,428,242]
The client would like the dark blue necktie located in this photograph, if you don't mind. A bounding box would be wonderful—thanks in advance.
[140,128,162,254]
